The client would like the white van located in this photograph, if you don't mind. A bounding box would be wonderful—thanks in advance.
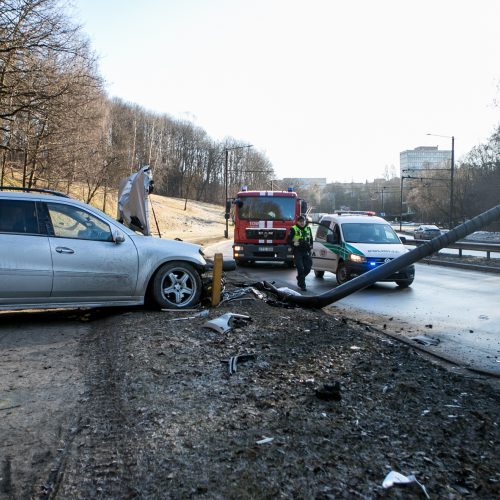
[312,212,415,287]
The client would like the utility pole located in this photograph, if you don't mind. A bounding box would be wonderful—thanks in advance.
[224,145,252,238]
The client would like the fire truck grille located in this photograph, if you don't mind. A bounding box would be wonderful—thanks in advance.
[246,228,286,240]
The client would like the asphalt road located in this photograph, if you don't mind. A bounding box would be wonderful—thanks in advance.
[206,239,500,376]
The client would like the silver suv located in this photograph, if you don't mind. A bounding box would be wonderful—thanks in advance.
[0,188,207,310]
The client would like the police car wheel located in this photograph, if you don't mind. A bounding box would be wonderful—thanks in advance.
[396,278,414,288]
[314,270,324,278]
[336,262,349,284]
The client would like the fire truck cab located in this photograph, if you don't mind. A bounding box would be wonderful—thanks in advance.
[230,188,307,266]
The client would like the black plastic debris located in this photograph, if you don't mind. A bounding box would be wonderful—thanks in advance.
[225,353,256,375]
[315,381,342,401]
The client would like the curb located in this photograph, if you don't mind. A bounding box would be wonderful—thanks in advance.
[420,258,500,274]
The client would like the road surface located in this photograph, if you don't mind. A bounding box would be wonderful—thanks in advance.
[206,239,500,375]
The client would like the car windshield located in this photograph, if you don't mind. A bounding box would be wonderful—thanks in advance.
[341,223,401,244]
[236,196,295,221]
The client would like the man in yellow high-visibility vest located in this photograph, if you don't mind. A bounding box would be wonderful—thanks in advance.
[287,215,313,291]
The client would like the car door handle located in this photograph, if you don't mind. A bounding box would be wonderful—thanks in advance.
[55,246,75,254]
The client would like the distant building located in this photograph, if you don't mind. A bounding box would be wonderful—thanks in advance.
[400,146,451,175]
[282,177,327,190]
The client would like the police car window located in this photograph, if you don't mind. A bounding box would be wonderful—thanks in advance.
[46,203,112,241]
[342,223,400,244]
[315,221,329,240]
[0,200,40,234]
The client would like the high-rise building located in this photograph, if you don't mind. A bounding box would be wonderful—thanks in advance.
[400,146,451,175]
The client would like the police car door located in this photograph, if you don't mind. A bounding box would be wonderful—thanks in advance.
[312,219,338,273]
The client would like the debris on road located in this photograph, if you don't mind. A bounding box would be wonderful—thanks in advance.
[203,313,252,334]
[411,335,440,346]
[226,353,257,375]
[382,470,430,498]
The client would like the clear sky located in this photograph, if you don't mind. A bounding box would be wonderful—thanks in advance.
[70,0,499,183]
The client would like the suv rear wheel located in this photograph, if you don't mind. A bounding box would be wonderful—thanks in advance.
[152,261,202,309]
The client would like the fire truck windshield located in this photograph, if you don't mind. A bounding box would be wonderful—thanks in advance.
[237,196,296,221]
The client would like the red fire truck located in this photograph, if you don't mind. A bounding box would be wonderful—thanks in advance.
[229,187,307,266]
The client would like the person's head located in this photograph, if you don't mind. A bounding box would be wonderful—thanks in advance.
[297,215,306,227]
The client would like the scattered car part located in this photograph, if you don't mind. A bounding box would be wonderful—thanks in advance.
[382,471,429,499]
[117,165,154,235]
[203,313,252,334]
[411,335,440,346]
[169,310,209,321]
[227,353,256,375]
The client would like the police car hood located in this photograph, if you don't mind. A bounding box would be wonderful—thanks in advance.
[347,242,409,258]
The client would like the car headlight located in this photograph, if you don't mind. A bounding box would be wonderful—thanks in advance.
[349,254,366,263]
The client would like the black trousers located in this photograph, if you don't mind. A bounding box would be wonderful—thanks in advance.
[294,250,312,287]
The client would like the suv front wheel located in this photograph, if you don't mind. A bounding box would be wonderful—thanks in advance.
[152,261,202,309]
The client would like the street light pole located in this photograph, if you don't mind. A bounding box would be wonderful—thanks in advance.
[450,135,455,228]
[399,177,404,232]
[426,133,455,229]
[224,144,252,239]
[224,148,229,238]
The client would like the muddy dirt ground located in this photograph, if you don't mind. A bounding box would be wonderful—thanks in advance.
[1,269,499,500]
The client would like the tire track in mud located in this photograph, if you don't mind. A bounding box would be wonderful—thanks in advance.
[53,316,143,499]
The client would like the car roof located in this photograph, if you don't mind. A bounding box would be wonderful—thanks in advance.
[319,214,389,225]
[419,224,440,229]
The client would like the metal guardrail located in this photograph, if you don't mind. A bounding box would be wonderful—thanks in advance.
[404,238,500,259]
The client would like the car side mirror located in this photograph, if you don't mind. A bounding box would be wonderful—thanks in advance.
[399,236,407,244]
[326,233,339,244]
[112,229,126,243]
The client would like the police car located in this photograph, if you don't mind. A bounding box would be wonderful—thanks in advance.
[311,211,415,287]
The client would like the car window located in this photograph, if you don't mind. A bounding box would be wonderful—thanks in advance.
[342,223,400,244]
[316,220,330,240]
[0,199,40,234]
[46,202,112,241]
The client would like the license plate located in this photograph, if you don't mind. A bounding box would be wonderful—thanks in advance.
[258,247,273,252]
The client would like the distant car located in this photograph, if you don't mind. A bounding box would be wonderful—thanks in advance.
[413,224,442,240]
[0,188,209,310]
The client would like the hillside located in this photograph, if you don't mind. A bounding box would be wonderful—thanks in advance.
[148,194,230,244]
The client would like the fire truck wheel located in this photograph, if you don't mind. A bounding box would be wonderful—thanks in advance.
[314,270,324,278]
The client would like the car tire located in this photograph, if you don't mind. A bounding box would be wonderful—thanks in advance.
[336,262,349,285]
[152,261,202,309]
[314,270,324,278]
[396,278,414,288]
